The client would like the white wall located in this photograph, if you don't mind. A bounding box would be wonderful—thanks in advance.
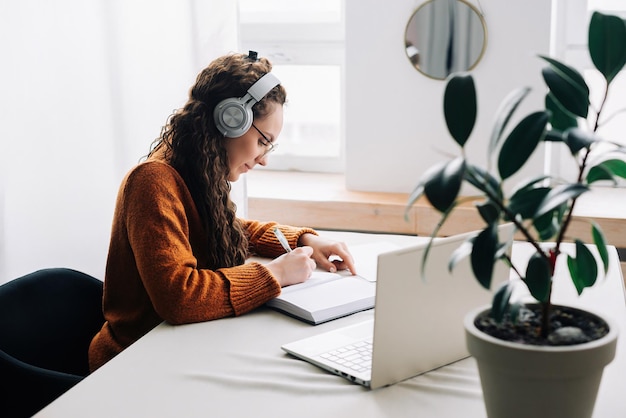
[345,0,552,193]
[0,0,583,283]
[0,0,238,284]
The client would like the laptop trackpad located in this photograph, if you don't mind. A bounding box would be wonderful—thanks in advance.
[282,320,374,357]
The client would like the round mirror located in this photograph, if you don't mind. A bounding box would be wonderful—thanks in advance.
[405,0,487,80]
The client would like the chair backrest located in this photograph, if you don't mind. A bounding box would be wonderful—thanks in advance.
[0,268,104,417]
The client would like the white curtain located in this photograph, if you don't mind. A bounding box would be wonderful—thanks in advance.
[0,0,240,284]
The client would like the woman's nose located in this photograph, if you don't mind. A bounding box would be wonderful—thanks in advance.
[255,154,268,166]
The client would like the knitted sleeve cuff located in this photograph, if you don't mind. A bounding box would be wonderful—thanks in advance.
[221,262,281,315]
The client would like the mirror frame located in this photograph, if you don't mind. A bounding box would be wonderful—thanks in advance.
[404,0,488,80]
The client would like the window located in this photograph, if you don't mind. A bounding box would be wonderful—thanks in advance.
[553,0,626,144]
[239,0,345,173]
[549,0,626,182]
[583,1,626,147]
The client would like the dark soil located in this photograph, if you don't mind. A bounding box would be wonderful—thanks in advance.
[474,304,610,346]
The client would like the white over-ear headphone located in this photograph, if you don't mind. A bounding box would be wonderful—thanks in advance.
[213,72,281,138]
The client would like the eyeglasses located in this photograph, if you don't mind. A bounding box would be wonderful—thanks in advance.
[251,123,277,157]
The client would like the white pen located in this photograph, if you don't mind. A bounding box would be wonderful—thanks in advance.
[273,227,292,253]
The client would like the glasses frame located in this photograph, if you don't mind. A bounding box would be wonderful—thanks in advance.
[251,123,277,157]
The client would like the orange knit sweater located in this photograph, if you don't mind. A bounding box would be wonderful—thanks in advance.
[88,160,315,372]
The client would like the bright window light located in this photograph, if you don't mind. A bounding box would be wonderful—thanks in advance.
[239,0,344,172]
[272,65,341,158]
[239,0,341,23]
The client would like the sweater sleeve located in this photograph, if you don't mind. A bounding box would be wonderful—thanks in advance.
[241,219,318,258]
[120,163,281,324]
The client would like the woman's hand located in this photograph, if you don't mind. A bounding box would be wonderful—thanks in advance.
[298,233,357,275]
[265,246,317,287]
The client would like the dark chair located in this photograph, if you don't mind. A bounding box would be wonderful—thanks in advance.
[0,268,105,418]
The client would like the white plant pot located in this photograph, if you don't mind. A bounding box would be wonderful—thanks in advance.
[465,305,618,418]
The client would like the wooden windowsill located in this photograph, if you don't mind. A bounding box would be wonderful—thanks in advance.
[246,170,484,237]
[246,170,626,250]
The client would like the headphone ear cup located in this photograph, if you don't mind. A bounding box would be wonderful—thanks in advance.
[213,97,254,138]
[213,71,280,138]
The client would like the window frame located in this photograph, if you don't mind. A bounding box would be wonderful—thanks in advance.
[549,0,626,184]
[238,2,346,173]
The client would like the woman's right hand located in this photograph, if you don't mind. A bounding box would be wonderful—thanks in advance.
[265,246,316,287]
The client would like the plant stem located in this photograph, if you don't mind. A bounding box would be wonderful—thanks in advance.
[466,169,549,264]
[541,300,552,338]
[539,84,606,338]
[594,79,609,132]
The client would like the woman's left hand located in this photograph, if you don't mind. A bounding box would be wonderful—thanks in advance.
[297,233,357,275]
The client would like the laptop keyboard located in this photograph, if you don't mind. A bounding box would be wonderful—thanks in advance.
[319,340,373,373]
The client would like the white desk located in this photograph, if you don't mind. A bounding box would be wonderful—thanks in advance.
[36,231,626,418]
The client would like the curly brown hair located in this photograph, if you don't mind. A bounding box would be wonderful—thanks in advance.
[147,53,287,269]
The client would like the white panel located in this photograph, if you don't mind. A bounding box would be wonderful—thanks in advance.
[0,0,118,283]
[345,0,552,194]
[0,0,239,284]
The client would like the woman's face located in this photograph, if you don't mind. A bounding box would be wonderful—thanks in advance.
[225,102,283,182]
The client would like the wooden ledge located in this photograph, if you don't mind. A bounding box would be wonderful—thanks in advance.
[248,171,489,237]
[246,170,626,249]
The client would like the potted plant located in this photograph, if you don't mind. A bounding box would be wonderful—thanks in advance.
[406,11,626,418]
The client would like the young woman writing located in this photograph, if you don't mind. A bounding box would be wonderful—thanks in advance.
[89,52,356,371]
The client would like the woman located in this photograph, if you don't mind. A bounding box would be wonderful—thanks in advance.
[89,52,356,372]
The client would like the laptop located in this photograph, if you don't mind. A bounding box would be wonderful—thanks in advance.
[281,224,514,389]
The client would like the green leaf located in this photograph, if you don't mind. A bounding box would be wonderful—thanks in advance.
[567,240,598,295]
[534,183,589,218]
[511,190,562,239]
[405,180,426,221]
[406,160,455,218]
[533,203,565,241]
[420,212,457,280]
[423,157,466,213]
[589,11,626,85]
[591,222,609,276]
[587,159,626,184]
[510,175,552,193]
[525,252,552,302]
[489,86,531,156]
[406,182,425,209]
[586,165,617,185]
[546,93,579,131]
[539,56,590,118]
[470,224,498,289]
[444,74,477,147]
[476,200,500,224]
[448,238,474,273]
[541,67,589,119]
[464,164,502,200]
[544,129,566,143]
[598,159,626,179]
[495,238,514,260]
[508,177,568,236]
[498,111,550,180]
[507,187,550,220]
[508,302,523,324]
[491,282,514,322]
[534,210,560,241]
[539,55,590,97]
[564,128,596,155]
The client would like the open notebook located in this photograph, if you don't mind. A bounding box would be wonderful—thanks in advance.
[265,242,400,324]
[282,224,514,389]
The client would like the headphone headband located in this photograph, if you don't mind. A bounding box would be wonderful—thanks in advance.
[247,73,281,102]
